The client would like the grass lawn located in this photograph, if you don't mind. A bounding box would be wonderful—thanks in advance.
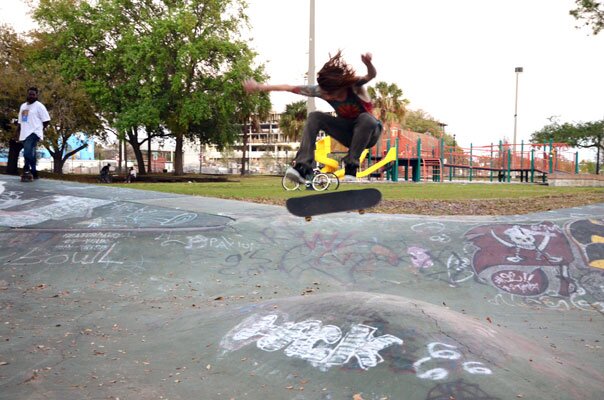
[117,175,604,203]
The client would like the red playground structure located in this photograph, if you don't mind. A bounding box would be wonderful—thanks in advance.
[362,129,579,183]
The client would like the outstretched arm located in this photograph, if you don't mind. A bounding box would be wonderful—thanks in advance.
[356,52,376,86]
[243,79,298,94]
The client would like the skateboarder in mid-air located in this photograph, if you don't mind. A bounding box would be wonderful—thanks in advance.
[243,51,383,183]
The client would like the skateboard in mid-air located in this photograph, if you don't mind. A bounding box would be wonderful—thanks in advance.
[21,171,33,182]
[286,188,382,221]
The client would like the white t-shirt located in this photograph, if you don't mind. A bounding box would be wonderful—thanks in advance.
[18,101,51,141]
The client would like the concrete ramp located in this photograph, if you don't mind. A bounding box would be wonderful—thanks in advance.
[1,175,603,400]
[215,292,603,400]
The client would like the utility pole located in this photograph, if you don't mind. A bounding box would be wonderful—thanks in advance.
[513,67,523,152]
[307,0,316,114]
[597,114,603,174]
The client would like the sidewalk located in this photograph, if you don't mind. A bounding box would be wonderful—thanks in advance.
[0,175,603,400]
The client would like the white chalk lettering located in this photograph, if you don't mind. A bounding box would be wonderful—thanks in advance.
[413,342,493,380]
[5,243,123,266]
[222,314,403,371]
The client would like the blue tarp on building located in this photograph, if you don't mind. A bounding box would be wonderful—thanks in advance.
[0,134,94,162]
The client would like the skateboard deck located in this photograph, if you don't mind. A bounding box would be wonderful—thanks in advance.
[21,172,33,182]
[286,188,381,221]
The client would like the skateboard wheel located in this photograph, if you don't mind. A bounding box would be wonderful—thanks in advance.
[305,216,312,222]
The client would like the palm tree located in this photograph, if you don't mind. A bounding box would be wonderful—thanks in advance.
[279,101,307,142]
[369,81,409,124]
[368,81,409,155]
[236,79,271,176]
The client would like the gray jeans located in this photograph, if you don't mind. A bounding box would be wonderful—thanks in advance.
[294,111,383,174]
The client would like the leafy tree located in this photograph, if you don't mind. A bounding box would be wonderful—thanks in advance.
[0,25,30,174]
[579,159,597,174]
[404,109,456,147]
[404,109,447,137]
[570,0,604,35]
[0,25,101,174]
[34,0,170,174]
[279,101,307,142]
[0,26,26,133]
[530,117,604,174]
[34,0,266,175]
[34,64,103,173]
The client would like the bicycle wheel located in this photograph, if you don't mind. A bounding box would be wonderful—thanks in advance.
[311,173,331,191]
[282,175,301,191]
[327,172,340,190]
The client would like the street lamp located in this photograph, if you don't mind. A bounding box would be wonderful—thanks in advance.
[513,67,523,152]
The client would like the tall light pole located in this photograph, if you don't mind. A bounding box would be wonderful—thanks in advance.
[513,66,523,152]
[307,0,316,114]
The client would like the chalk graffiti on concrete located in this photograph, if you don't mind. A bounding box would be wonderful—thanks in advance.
[566,219,604,270]
[2,232,126,267]
[0,187,36,210]
[0,231,150,275]
[466,223,575,297]
[408,246,434,269]
[565,219,604,307]
[0,195,111,227]
[86,203,198,228]
[413,342,493,381]
[219,250,275,277]
[156,232,271,276]
[578,271,604,303]
[445,252,475,284]
[221,314,403,371]
[279,232,400,283]
[158,233,255,251]
[466,220,604,311]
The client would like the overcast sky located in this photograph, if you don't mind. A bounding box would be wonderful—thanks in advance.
[3,0,602,157]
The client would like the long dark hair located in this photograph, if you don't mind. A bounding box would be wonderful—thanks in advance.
[316,51,357,92]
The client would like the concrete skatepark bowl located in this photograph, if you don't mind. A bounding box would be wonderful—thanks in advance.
[0,176,603,399]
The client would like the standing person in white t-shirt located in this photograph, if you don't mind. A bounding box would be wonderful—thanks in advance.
[126,167,137,183]
[16,87,51,179]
